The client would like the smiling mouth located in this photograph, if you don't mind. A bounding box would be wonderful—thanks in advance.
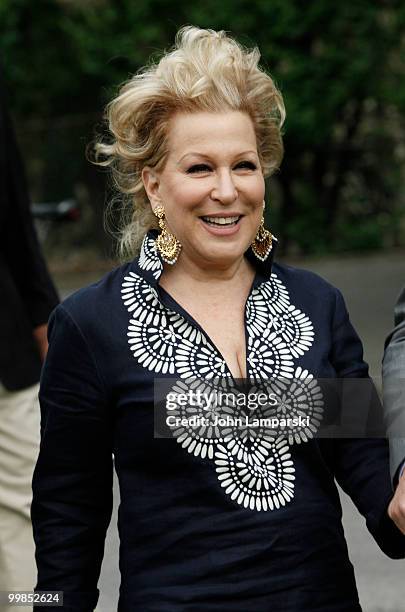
[200,215,242,227]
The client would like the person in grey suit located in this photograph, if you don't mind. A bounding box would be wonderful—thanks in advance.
[383,286,405,534]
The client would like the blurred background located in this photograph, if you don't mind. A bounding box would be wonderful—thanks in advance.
[1,1,405,610]
[1,0,405,265]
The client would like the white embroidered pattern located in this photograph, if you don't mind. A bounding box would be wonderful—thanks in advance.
[138,234,163,279]
[271,306,314,358]
[214,437,295,512]
[259,367,324,445]
[167,379,230,460]
[121,236,323,512]
[247,331,295,381]
[175,340,232,383]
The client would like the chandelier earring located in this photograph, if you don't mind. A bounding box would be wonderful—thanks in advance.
[251,203,273,262]
[153,204,182,265]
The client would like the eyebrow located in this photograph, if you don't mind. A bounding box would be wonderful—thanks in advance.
[177,150,258,164]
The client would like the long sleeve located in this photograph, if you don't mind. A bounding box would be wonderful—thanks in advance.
[382,286,405,484]
[0,68,59,389]
[31,304,114,611]
[0,69,59,329]
[330,288,405,559]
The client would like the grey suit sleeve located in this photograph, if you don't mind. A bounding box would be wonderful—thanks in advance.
[382,287,405,483]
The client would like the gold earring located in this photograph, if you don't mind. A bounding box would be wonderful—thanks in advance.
[251,215,273,262]
[154,205,182,264]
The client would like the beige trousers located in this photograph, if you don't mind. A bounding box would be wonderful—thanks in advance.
[0,382,40,611]
[0,383,102,612]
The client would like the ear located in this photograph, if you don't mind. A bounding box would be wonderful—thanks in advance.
[141,166,161,211]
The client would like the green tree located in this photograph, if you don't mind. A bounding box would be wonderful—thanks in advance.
[1,0,404,254]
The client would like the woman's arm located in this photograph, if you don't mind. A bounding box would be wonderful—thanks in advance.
[31,304,114,611]
[329,288,405,558]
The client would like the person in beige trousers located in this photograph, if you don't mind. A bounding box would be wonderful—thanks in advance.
[0,67,59,610]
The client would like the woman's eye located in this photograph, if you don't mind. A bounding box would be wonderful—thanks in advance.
[235,161,257,170]
[186,161,257,173]
[187,164,211,173]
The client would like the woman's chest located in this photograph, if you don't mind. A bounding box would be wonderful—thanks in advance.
[112,269,340,514]
[119,271,336,384]
[180,301,248,379]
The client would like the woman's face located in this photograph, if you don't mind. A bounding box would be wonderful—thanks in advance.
[142,111,265,271]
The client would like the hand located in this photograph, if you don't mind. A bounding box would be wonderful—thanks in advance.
[388,471,405,535]
[33,323,48,362]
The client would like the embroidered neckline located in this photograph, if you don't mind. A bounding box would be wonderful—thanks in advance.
[120,231,322,514]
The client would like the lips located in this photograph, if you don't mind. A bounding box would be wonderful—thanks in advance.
[200,215,242,227]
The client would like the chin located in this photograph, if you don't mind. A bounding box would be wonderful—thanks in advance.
[199,244,246,265]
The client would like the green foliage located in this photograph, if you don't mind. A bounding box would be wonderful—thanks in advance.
[1,0,404,253]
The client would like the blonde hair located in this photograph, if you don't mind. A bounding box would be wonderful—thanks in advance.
[95,25,286,260]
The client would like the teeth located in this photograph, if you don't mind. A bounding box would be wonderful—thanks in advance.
[202,216,240,225]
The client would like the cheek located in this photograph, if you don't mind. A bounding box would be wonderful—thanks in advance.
[253,176,266,199]
[241,174,265,201]
[246,179,265,212]
[162,177,206,210]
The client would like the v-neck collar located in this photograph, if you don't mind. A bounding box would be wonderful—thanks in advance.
[125,229,280,381]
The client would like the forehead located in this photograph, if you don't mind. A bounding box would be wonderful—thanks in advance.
[166,111,258,157]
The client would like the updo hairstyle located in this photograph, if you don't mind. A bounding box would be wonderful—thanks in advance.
[95,26,285,259]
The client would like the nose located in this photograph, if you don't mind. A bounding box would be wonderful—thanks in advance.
[210,169,238,204]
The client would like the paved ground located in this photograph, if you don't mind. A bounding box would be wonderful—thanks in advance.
[57,250,405,612]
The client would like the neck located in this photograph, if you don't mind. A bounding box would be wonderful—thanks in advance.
[159,252,255,292]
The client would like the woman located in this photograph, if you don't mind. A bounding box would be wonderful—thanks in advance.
[32,26,405,611]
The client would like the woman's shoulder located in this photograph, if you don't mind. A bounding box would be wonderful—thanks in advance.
[54,260,134,331]
[270,261,347,324]
[272,260,340,296]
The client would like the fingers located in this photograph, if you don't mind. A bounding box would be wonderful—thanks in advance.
[388,473,405,535]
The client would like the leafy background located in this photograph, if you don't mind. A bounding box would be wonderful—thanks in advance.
[1,0,405,258]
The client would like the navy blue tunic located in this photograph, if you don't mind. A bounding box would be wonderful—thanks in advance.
[32,232,405,611]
